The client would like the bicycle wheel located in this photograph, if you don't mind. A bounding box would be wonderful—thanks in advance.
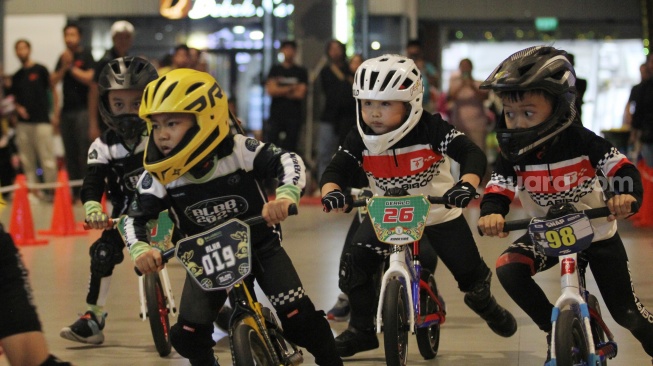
[554,309,589,366]
[144,273,172,357]
[383,279,409,366]
[588,295,607,366]
[232,321,276,366]
[416,274,440,359]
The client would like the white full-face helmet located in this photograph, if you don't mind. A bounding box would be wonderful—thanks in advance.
[353,54,423,153]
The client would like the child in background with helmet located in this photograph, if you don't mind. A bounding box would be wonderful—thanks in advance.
[320,54,517,357]
[60,56,158,345]
[477,46,653,363]
[122,69,343,366]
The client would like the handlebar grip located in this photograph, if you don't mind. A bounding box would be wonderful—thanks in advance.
[427,196,447,205]
[134,247,176,277]
[83,218,115,230]
[351,199,368,208]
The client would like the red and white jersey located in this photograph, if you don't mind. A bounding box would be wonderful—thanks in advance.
[485,124,633,241]
[322,113,487,226]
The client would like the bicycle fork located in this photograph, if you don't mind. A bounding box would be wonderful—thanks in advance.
[376,245,416,334]
[548,253,600,365]
[139,267,178,320]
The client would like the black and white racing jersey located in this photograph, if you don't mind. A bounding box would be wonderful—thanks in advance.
[81,131,146,216]
[482,124,642,241]
[123,134,306,250]
[321,112,486,225]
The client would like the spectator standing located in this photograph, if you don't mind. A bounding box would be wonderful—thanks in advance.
[567,54,587,121]
[88,20,134,140]
[406,39,440,113]
[10,39,58,201]
[631,53,653,166]
[316,40,354,180]
[51,23,95,202]
[447,58,489,152]
[157,44,190,76]
[189,47,208,72]
[264,40,308,152]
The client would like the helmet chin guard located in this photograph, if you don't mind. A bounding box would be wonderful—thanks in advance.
[353,54,423,153]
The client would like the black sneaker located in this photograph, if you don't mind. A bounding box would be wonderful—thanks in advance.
[544,332,551,365]
[190,355,220,366]
[335,326,379,357]
[60,311,106,344]
[464,295,517,337]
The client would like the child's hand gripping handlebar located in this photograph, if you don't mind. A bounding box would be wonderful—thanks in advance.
[134,204,298,276]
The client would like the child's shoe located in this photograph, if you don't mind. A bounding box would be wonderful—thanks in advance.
[334,326,379,357]
[60,311,106,344]
[326,293,350,321]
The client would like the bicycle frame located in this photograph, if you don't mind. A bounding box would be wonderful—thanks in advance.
[375,241,443,335]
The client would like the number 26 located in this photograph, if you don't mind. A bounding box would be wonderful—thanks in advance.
[383,207,414,223]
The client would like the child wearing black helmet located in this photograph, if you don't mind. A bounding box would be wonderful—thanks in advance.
[477,46,653,363]
[122,69,343,366]
[60,56,158,345]
[320,54,517,358]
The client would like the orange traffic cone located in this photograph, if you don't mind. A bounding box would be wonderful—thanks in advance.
[631,160,653,227]
[38,170,87,236]
[9,174,48,245]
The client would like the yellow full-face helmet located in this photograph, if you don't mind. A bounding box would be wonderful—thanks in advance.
[139,69,229,184]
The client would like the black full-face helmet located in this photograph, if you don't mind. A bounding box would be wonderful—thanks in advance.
[480,46,577,162]
[98,56,158,141]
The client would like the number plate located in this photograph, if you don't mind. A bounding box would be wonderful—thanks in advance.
[528,213,594,256]
[367,195,430,245]
[175,219,251,291]
[117,211,175,251]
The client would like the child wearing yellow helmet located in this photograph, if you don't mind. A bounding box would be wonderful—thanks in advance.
[123,69,343,366]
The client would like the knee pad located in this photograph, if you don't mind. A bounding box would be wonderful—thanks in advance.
[89,237,124,277]
[170,317,215,360]
[339,246,370,293]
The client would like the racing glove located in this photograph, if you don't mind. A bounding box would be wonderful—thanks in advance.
[321,189,353,213]
[443,180,479,209]
[83,200,110,229]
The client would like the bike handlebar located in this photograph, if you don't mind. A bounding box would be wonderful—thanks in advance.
[350,195,447,208]
[134,204,298,276]
[478,202,639,236]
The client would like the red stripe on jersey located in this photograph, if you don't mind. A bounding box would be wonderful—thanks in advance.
[362,148,442,178]
[518,158,594,194]
[606,157,630,177]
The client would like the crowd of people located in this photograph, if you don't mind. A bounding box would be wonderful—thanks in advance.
[1,18,653,366]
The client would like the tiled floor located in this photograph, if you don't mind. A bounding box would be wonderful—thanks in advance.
[1,199,652,365]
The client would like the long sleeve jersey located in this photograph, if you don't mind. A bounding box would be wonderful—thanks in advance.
[480,124,643,241]
[320,112,487,225]
[81,131,147,216]
[123,134,306,251]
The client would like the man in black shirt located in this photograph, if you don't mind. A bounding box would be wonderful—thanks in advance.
[51,23,95,202]
[10,39,58,200]
[264,40,308,152]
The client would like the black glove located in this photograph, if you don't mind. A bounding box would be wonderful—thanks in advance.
[443,180,479,208]
[322,189,353,213]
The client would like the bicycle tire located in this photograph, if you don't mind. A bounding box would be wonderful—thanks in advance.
[588,295,607,366]
[145,273,172,357]
[416,274,440,360]
[554,309,589,365]
[232,321,277,366]
[383,279,409,366]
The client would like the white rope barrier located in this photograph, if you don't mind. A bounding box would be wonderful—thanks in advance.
[0,178,84,193]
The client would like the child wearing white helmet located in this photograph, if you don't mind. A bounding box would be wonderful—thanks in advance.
[320,54,516,357]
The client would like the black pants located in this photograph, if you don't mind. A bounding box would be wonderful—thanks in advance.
[496,232,653,357]
[0,225,42,339]
[342,214,485,331]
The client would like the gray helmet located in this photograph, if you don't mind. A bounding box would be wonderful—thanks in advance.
[98,56,158,140]
[480,46,576,162]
